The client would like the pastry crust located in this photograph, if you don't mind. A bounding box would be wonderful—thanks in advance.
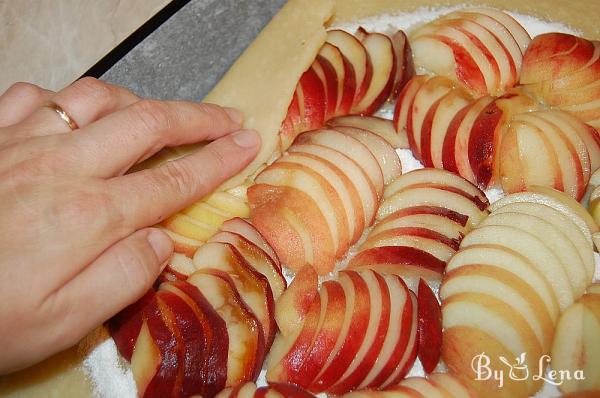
[2,1,598,396]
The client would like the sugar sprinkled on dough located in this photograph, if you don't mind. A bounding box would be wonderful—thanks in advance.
[83,7,584,398]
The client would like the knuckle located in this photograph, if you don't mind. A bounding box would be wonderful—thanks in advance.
[129,99,174,135]
[6,82,45,100]
[117,236,159,295]
[158,160,197,198]
[72,77,112,104]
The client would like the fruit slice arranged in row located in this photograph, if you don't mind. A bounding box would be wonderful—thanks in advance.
[348,168,488,291]
[499,109,600,200]
[394,74,537,189]
[551,283,600,395]
[441,187,596,398]
[110,218,285,397]
[343,373,478,398]
[216,381,317,398]
[160,181,252,257]
[250,125,400,274]
[411,8,530,97]
[520,32,600,128]
[279,27,414,148]
[266,266,418,394]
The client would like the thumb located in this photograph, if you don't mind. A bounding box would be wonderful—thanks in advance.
[48,228,173,352]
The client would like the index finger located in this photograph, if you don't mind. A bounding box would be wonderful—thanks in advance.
[106,129,261,231]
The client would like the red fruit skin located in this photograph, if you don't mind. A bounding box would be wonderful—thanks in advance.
[326,272,391,395]
[169,280,228,398]
[315,54,339,120]
[299,66,327,131]
[108,290,155,361]
[140,294,180,398]
[390,30,416,98]
[348,246,447,274]
[417,278,442,373]
[257,383,318,398]
[442,103,471,174]
[377,205,469,227]
[366,226,461,251]
[157,290,206,398]
[420,97,445,168]
[468,100,503,189]
[309,271,370,392]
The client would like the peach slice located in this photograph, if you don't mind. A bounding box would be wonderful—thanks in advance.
[161,213,218,242]
[360,275,414,389]
[451,10,523,74]
[443,295,543,397]
[394,75,430,156]
[327,30,372,104]
[156,290,215,397]
[187,271,265,385]
[493,186,599,237]
[502,120,562,192]
[377,186,488,228]
[390,30,416,98]
[266,285,323,384]
[460,224,575,310]
[313,55,338,120]
[360,229,457,262]
[383,168,487,205]
[407,77,455,160]
[372,212,465,242]
[446,244,559,324]
[352,32,396,115]
[536,110,600,172]
[398,378,449,398]
[248,185,310,270]
[489,201,595,281]
[442,265,554,352]
[327,270,391,394]
[163,280,228,397]
[255,162,350,257]
[291,280,347,387]
[376,205,468,229]
[332,126,402,184]
[327,115,406,149]
[249,184,336,273]
[219,218,280,269]
[162,228,203,258]
[192,242,275,344]
[479,212,589,298]
[275,265,318,337]
[428,373,478,398]
[318,42,356,116]
[348,245,447,279]
[423,88,472,169]
[417,279,442,374]
[513,113,586,199]
[465,8,530,53]
[443,96,494,184]
[278,151,362,243]
[209,231,286,301]
[288,143,374,227]
[298,66,326,132]
[295,129,384,199]
[309,271,371,392]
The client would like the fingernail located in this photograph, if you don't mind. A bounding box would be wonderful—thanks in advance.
[224,107,243,126]
[232,129,260,148]
[147,229,173,264]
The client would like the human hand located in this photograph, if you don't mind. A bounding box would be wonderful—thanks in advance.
[0,78,260,374]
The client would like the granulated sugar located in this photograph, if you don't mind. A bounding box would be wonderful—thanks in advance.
[83,7,585,398]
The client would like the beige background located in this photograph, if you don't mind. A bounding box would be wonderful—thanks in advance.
[0,0,170,93]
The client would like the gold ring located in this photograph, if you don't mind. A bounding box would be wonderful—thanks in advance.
[44,101,79,131]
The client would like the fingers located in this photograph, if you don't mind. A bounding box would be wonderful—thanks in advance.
[108,129,260,230]
[46,228,173,351]
[66,99,244,177]
[0,82,53,128]
[22,77,140,135]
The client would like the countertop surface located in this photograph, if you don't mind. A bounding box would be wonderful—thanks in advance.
[102,0,288,101]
